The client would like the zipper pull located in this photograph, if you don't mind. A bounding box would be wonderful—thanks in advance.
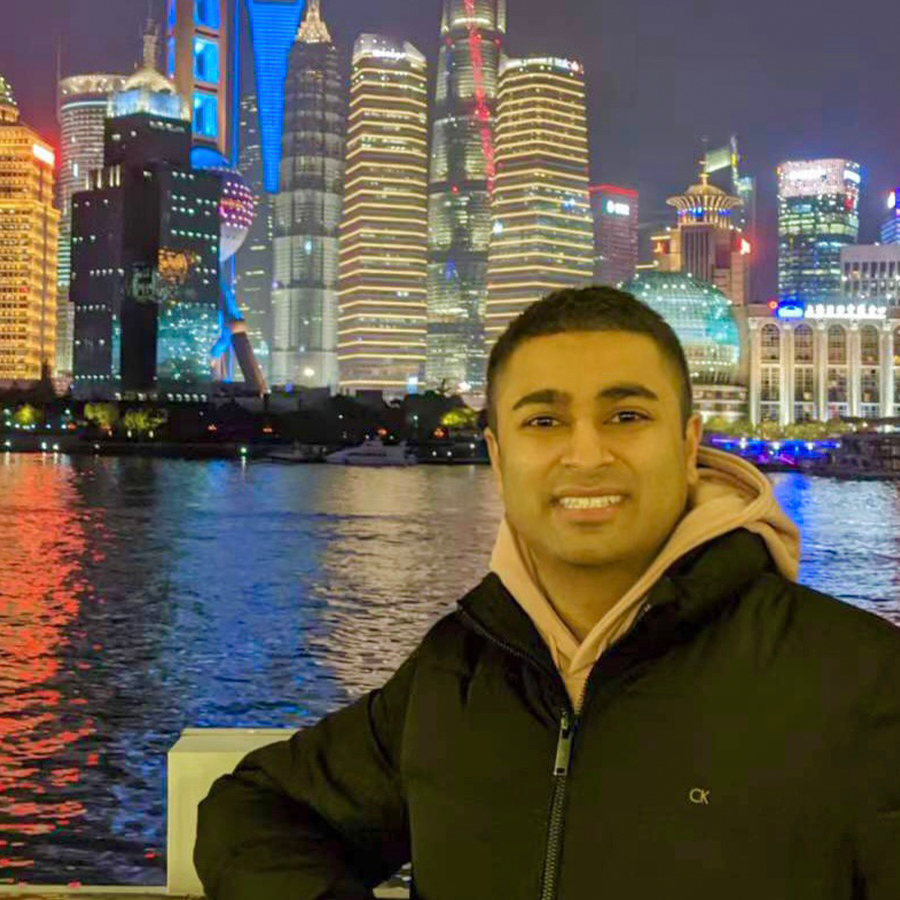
[553,710,575,776]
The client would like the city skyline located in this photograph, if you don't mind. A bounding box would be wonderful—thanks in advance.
[5,0,900,303]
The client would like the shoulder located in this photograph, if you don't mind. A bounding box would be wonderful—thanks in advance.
[739,570,900,684]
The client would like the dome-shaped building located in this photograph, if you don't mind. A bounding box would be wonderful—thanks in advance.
[620,270,742,386]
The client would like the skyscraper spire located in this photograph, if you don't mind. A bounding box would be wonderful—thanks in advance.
[297,0,331,44]
[141,18,160,72]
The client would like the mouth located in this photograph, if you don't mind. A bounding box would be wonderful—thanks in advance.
[552,494,627,523]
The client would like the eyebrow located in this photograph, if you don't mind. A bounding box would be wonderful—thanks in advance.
[511,383,661,412]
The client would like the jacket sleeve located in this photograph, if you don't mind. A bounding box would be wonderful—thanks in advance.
[193,646,419,900]
[851,632,900,898]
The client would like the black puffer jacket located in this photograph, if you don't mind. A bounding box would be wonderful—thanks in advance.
[194,529,900,900]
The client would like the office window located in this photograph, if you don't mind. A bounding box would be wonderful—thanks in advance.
[193,92,218,139]
[195,0,219,28]
[193,38,220,84]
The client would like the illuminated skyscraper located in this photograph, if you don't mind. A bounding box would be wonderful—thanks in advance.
[485,55,593,348]
[777,159,860,306]
[245,0,307,192]
[0,75,59,382]
[165,0,237,161]
[235,92,272,381]
[589,184,638,287]
[703,137,756,300]
[56,74,127,377]
[651,172,751,308]
[881,188,900,245]
[337,35,429,400]
[271,0,345,389]
[427,0,506,396]
[71,45,221,400]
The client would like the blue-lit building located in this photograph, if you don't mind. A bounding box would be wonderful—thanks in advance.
[166,0,238,163]
[71,37,222,401]
[245,0,307,192]
[881,189,900,244]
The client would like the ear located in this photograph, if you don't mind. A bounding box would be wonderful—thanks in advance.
[483,426,504,500]
[684,413,703,488]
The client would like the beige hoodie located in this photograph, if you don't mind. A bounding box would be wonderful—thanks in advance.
[489,446,802,713]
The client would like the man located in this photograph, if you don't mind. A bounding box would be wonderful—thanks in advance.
[194,287,900,900]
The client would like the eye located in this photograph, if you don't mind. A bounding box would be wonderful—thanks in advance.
[523,411,649,428]
[611,411,649,424]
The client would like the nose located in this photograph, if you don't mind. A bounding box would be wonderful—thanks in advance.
[559,420,616,468]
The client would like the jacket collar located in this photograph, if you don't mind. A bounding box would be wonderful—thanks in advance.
[457,528,775,676]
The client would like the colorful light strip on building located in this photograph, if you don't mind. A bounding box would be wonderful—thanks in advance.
[245,0,307,192]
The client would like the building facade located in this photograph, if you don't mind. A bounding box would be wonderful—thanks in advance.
[702,136,756,246]
[165,0,237,161]
[485,55,593,349]
[244,0,307,191]
[747,301,900,425]
[841,245,900,305]
[56,74,127,377]
[71,58,221,401]
[0,75,59,383]
[777,159,860,305]
[880,188,900,245]
[589,184,638,287]
[234,92,272,381]
[651,172,751,308]
[270,0,345,390]
[337,34,429,401]
[426,0,506,397]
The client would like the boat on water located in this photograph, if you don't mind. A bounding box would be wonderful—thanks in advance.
[324,437,418,467]
[264,443,331,463]
[800,430,900,479]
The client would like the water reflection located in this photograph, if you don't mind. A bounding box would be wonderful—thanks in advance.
[0,457,897,885]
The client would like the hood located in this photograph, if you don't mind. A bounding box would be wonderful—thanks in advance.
[488,446,801,711]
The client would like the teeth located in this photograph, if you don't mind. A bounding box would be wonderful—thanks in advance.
[559,495,624,510]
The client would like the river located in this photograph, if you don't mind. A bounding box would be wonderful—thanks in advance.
[0,454,898,886]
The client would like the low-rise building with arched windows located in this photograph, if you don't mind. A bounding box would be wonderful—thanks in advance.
[747,300,900,425]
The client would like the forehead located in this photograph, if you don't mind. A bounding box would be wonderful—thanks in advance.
[499,331,679,405]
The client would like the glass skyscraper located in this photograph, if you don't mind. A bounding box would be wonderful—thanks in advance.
[270,0,346,389]
[0,75,59,382]
[426,0,506,397]
[881,188,900,245]
[777,159,860,306]
[589,184,639,287]
[235,92,273,382]
[71,51,221,401]
[337,35,429,400]
[244,0,307,192]
[485,55,593,350]
[56,74,127,377]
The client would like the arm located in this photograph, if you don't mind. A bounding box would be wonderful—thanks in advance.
[193,647,419,900]
[850,631,900,898]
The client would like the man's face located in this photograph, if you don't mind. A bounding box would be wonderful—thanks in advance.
[484,331,703,573]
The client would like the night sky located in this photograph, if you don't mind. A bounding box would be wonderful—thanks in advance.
[3,0,899,298]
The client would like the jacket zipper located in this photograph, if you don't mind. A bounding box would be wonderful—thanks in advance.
[458,598,654,900]
[539,599,653,900]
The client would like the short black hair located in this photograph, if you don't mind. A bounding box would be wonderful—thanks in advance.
[485,285,694,437]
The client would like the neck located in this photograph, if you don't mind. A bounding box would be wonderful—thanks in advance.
[529,550,654,643]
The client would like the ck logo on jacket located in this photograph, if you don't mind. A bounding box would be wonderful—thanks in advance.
[689,787,711,805]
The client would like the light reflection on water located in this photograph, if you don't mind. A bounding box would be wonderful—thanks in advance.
[0,456,897,885]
